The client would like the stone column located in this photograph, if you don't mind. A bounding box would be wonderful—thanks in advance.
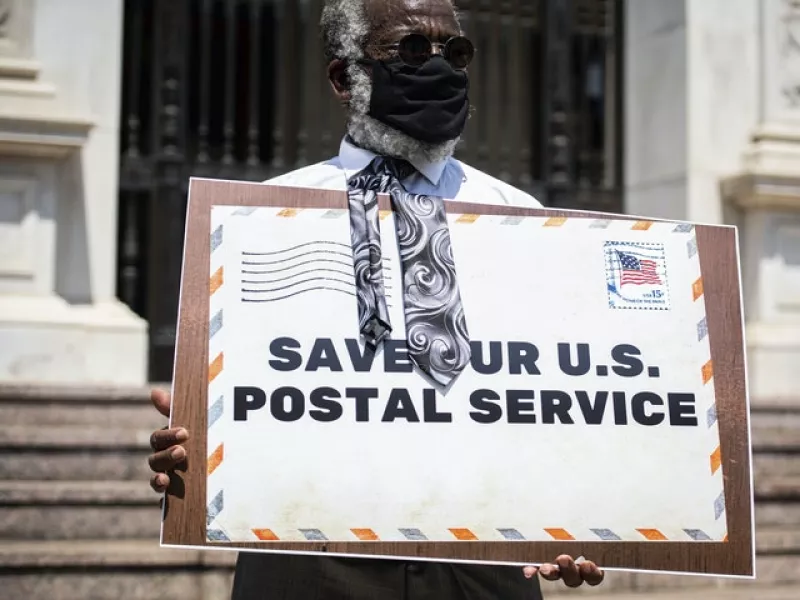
[625,0,800,401]
[625,0,759,224]
[0,0,147,385]
[722,0,800,402]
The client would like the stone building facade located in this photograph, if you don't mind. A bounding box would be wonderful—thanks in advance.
[0,0,799,598]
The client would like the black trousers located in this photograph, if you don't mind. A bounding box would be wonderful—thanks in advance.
[232,554,544,600]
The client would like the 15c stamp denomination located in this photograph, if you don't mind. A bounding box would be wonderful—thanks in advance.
[605,241,669,310]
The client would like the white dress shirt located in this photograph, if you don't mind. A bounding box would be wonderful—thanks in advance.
[266,137,542,208]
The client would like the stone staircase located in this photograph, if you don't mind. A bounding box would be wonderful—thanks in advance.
[0,384,236,600]
[0,384,798,599]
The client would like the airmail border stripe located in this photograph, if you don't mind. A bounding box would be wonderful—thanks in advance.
[207,490,223,526]
[693,277,704,301]
[450,528,479,540]
[714,491,726,520]
[209,310,223,340]
[545,528,575,541]
[688,238,698,259]
[456,213,480,224]
[637,529,667,541]
[210,267,224,296]
[707,404,718,428]
[697,317,708,341]
[710,446,722,474]
[238,527,719,542]
[210,225,223,253]
[207,443,224,476]
[208,529,230,542]
[253,528,280,541]
[209,353,224,383]
[439,215,706,234]
[232,207,257,217]
[351,528,380,541]
[208,395,224,428]
[702,360,714,384]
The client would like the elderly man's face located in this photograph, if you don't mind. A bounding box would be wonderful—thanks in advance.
[364,0,461,60]
[329,0,467,164]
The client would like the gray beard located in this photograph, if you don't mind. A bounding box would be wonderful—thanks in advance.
[345,63,460,165]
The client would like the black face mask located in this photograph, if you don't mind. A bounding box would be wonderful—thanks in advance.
[365,56,470,144]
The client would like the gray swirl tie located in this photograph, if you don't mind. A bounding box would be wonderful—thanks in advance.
[347,157,471,387]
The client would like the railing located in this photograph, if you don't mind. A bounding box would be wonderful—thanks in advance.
[117,0,624,381]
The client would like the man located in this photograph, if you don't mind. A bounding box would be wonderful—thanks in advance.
[148,0,606,598]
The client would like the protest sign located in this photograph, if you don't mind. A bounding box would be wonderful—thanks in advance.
[161,178,754,577]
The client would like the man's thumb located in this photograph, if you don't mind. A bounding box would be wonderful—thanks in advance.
[151,388,172,418]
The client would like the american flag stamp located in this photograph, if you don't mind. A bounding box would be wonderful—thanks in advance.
[604,241,670,310]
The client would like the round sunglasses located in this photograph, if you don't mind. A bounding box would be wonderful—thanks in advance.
[377,34,475,70]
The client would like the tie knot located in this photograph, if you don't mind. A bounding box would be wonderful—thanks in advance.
[374,156,417,181]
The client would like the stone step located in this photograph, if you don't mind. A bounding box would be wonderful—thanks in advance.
[547,553,800,596]
[756,475,800,502]
[754,453,800,478]
[750,409,800,452]
[0,540,795,600]
[0,421,796,481]
[0,538,797,599]
[0,539,236,600]
[756,502,800,527]
[0,383,164,429]
[0,481,160,540]
[0,426,153,481]
[563,584,800,599]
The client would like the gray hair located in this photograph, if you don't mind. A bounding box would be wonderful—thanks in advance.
[320,0,464,165]
[320,0,369,63]
[320,0,461,63]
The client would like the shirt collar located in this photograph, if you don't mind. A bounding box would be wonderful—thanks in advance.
[338,137,449,185]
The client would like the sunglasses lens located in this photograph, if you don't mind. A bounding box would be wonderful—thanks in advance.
[446,36,475,69]
[398,33,432,66]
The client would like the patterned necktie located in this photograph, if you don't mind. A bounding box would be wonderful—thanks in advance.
[347,156,471,387]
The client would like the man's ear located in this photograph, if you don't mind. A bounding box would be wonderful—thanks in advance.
[328,59,351,104]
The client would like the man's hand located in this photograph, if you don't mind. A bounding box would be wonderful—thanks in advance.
[523,555,604,588]
[147,389,190,493]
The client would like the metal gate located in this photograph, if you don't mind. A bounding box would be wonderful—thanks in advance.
[117,0,624,382]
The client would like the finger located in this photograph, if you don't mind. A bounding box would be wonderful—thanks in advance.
[579,561,605,586]
[151,388,172,419]
[148,446,186,473]
[522,566,538,579]
[150,427,189,452]
[150,472,170,493]
[537,563,561,581]
[555,555,582,588]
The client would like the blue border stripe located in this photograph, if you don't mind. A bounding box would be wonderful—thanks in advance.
[684,529,711,541]
[209,310,223,340]
[208,395,224,428]
[591,528,621,540]
[211,226,223,253]
[207,490,224,526]
[399,528,428,540]
[497,528,525,540]
[301,529,329,541]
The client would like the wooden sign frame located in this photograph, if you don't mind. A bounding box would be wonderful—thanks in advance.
[161,177,754,577]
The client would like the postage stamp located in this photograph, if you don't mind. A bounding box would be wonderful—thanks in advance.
[604,241,670,310]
